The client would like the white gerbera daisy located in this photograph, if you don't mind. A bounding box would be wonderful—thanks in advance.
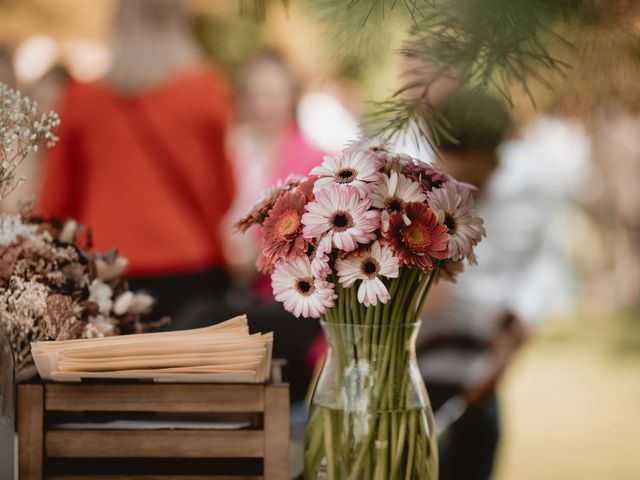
[272,256,336,318]
[335,241,400,307]
[311,151,383,196]
[370,170,427,230]
[302,185,380,253]
[426,181,486,264]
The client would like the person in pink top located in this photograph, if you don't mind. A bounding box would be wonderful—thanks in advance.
[224,50,325,278]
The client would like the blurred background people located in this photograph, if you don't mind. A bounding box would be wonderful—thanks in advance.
[418,90,561,480]
[38,0,235,330]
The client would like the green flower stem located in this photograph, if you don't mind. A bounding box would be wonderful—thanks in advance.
[408,272,429,318]
[374,412,389,480]
[390,267,418,323]
[335,279,344,322]
[322,408,336,480]
[391,411,408,478]
[344,286,352,325]
[404,411,417,480]
[363,305,374,359]
[414,264,440,322]
[370,286,387,357]
[390,412,398,471]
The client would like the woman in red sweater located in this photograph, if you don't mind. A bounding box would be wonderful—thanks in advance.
[39,0,235,329]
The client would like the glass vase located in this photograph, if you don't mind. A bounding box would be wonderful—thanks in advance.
[303,320,437,479]
[0,326,15,480]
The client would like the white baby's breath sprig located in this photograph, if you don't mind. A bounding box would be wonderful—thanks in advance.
[0,83,60,200]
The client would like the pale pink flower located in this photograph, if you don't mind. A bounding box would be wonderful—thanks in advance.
[335,241,400,307]
[272,256,336,318]
[344,135,391,161]
[311,151,383,196]
[302,185,380,253]
[370,170,427,230]
[427,181,485,264]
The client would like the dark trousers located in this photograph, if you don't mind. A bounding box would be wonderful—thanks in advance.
[128,266,231,331]
[428,383,501,480]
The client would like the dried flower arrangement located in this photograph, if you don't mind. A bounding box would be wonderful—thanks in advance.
[0,214,154,380]
[0,83,153,380]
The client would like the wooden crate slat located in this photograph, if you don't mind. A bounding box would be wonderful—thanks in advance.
[47,476,262,480]
[263,385,289,480]
[18,384,44,480]
[46,430,265,458]
[45,384,265,412]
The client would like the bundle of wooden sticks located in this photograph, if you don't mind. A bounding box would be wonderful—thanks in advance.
[32,315,272,383]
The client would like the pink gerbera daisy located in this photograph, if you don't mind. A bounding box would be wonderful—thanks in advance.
[427,181,485,264]
[336,241,400,306]
[383,202,449,271]
[311,151,383,196]
[233,176,303,232]
[302,185,380,253]
[370,170,427,230]
[262,191,308,262]
[272,256,336,318]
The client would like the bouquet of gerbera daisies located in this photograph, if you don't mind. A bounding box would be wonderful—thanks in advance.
[236,137,485,480]
[235,136,484,320]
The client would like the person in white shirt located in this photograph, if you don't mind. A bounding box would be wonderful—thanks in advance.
[418,90,540,480]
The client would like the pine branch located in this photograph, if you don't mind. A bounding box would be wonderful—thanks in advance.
[241,0,585,146]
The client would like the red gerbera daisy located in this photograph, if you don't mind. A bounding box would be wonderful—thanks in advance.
[262,191,308,263]
[383,201,449,271]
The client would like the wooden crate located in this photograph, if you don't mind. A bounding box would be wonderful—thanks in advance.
[18,382,289,480]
